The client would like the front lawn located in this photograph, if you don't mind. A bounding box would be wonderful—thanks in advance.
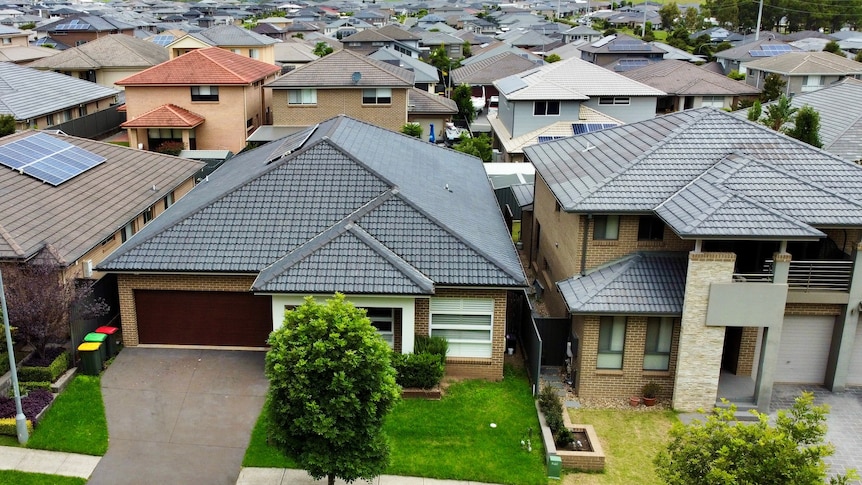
[0,470,87,485]
[562,409,678,485]
[244,365,547,485]
[25,375,108,456]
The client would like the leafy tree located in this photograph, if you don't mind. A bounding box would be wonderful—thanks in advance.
[453,133,492,162]
[747,99,761,121]
[0,114,15,136]
[313,42,333,57]
[291,33,304,39]
[761,94,798,131]
[727,69,745,81]
[713,41,732,53]
[659,3,680,29]
[452,83,476,124]
[857,51,862,63]
[545,53,561,63]
[462,41,472,58]
[786,105,823,148]
[761,73,786,102]
[655,393,857,485]
[2,252,109,360]
[401,122,422,138]
[265,294,400,485]
[666,25,691,50]
[602,28,617,37]
[823,40,842,55]
[683,7,701,31]
[642,21,655,42]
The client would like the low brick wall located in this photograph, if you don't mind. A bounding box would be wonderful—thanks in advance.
[535,401,606,472]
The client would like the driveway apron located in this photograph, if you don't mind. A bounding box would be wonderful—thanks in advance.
[88,348,268,485]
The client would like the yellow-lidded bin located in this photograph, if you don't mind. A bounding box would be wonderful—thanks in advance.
[77,342,102,376]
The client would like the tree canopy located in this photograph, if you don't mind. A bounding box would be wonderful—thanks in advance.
[786,105,823,148]
[761,95,798,131]
[0,114,14,136]
[313,42,333,57]
[452,83,476,125]
[264,294,400,485]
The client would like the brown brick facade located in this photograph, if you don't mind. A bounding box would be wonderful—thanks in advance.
[736,326,758,376]
[270,88,408,132]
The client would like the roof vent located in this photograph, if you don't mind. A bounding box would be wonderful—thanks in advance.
[351,71,362,84]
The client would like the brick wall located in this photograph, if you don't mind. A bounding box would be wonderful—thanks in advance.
[576,315,680,401]
[736,326,758,376]
[270,87,408,132]
[116,274,256,346]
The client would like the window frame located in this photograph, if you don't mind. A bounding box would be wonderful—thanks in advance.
[637,215,665,241]
[700,95,725,108]
[597,316,626,369]
[593,215,620,241]
[362,88,392,105]
[598,96,630,105]
[643,317,673,371]
[163,191,175,211]
[533,100,561,116]
[288,88,317,105]
[430,298,494,358]
[190,85,219,102]
[364,307,394,348]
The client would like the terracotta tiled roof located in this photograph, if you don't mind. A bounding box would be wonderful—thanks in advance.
[116,47,280,86]
[122,104,205,128]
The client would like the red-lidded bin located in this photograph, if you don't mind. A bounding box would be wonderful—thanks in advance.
[95,326,120,357]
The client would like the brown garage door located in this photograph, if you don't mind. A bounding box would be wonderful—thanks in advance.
[134,290,272,347]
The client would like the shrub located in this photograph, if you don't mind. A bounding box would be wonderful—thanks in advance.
[19,351,69,382]
[14,382,51,397]
[414,335,448,358]
[401,123,422,138]
[554,426,574,447]
[0,417,33,436]
[642,381,660,399]
[538,383,573,447]
[0,389,53,422]
[154,140,185,156]
[391,352,445,389]
[538,383,562,415]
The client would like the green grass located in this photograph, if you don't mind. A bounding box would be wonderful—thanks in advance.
[0,471,86,485]
[561,409,678,485]
[26,375,108,456]
[244,365,547,485]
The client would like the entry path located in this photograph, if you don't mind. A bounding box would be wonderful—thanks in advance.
[88,348,268,485]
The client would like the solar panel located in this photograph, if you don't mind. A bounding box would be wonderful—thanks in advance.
[608,41,651,51]
[572,123,618,135]
[749,50,772,57]
[537,135,566,143]
[0,132,106,186]
[761,44,791,52]
[151,34,175,46]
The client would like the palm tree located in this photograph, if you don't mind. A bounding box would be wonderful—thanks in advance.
[760,95,797,132]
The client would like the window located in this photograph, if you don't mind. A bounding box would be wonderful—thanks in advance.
[348,42,361,47]
[644,317,673,370]
[163,191,175,210]
[249,48,259,59]
[190,85,219,101]
[802,75,824,92]
[143,207,154,224]
[599,97,630,105]
[700,96,725,108]
[364,308,394,348]
[362,88,392,104]
[100,234,115,246]
[597,316,625,369]
[593,215,619,240]
[533,100,560,116]
[64,109,73,122]
[430,298,494,358]
[371,41,384,46]
[1,38,10,45]
[637,215,664,241]
[120,221,135,243]
[46,114,54,126]
[288,89,317,105]
[78,105,87,117]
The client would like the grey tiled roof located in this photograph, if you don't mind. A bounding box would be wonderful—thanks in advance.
[189,23,278,46]
[407,87,457,114]
[745,51,862,76]
[557,252,688,314]
[99,116,526,294]
[0,62,119,120]
[368,48,439,84]
[621,59,760,96]
[510,183,534,208]
[27,34,168,70]
[451,51,538,85]
[526,108,862,239]
[266,48,414,88]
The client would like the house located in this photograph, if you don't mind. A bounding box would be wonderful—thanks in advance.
[369,47,440,92]
[621,59,761,113]
[341,25,422,57]
[266,49,414,133]
[419,31,464,59]
[273,39,318,73]
[406,87,457,141]
[489,56,664,161]
[117,47,280,154]
[27,34,169,89]
[451,51,541,111]
[522,107,862,413]
[34,14,135,47]
[731,77,862,163]
[713,40,801,76]
[0,25,58,63]
[579,34,665,67]
[561,25,602,44]
[0,130,202,281]
[744,51,862,96]
[97,115,527,381]
[167,24,279,64]
[0,62,120,135]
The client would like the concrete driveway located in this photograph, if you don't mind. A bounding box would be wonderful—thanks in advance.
[87,348,268,485]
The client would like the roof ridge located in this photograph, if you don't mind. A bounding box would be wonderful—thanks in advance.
[0,222,25,257]
[348,224,435,293]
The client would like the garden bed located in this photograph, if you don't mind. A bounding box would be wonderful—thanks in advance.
[401,386,442,400]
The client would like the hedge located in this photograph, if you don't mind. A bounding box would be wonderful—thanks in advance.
[392,352,444,389]
[0,417,33,436]
[18,352,69,383]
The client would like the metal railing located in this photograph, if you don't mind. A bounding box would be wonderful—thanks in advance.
[744,259,855,292]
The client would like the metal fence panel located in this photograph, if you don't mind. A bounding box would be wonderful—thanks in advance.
[53,107,126,140]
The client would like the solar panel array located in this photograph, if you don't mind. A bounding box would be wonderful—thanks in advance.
[56,19,91,30]
[572,123,617,135]
[0,133,106,186]
[537,135,567,143]
[151,35,175,46]
[608,41,651,51]
[749,44,792,57]
[615,58,650,71]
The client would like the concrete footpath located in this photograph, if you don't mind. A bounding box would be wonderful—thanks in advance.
[0,446,100,478]
[238,468,499,485]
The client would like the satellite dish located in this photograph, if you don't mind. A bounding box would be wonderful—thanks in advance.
[351,71,362,84]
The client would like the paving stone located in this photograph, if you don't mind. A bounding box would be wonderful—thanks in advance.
[564,400,581,409]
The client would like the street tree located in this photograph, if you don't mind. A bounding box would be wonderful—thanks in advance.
[2,251,109,360]
[786,105,823,148]
[655,392,857,485]
[265,294,400,485]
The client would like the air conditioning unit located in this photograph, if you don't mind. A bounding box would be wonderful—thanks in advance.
[82,260,93,278]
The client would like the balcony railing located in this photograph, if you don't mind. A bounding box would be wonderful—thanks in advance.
[740,260,855,292]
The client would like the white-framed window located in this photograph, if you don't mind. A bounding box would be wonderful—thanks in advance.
[371,41,384,46]
[362,88,392,104]
[597,315,626,369]
[599,97,630,105]
[593,215,619,240]
[163,191,175,210]
[143,207,154,224]
[802,75,824,92]
[533,100,560,116]
[191,85,219,102]
[364,308,394,348]
[430,298,494,358]
[701,96,725,108]
[644,317,673,370]
[1,38,11,45]
[249,48,260,59]
[120,221,135,243]
[288,89,317,105]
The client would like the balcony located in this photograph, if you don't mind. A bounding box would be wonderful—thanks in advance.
[732,260,853,301]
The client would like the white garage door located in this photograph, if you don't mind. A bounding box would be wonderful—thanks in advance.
[847,321,862,386]
[776,315,835,384]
